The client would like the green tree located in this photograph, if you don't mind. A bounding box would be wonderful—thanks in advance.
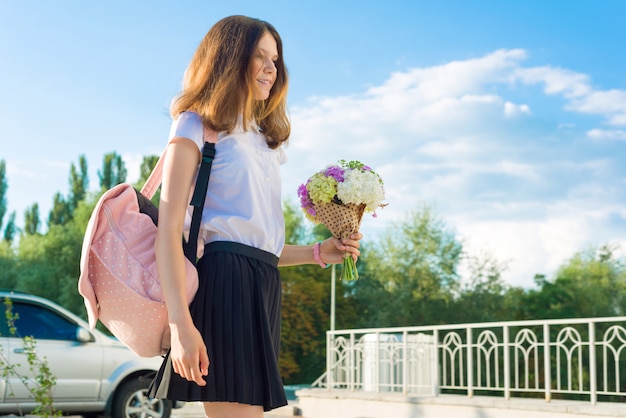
[48,156,89,227]
[98,152,127,191]
[0,239,17,289]
[278,201,334,383]
[24,203,41,236]
[280,263,329,383]
[522,244,626,319]
[351,206,463,328]
[68,155,89,213]
[3,211,16,243]
[47,192,70,227]
[134,155,160,205]
[19,160,96,314]
[342,244,393,327]
[17,214,86,313]
[136,155,159,186]
[452,252,511,323]
[283,200,308,244]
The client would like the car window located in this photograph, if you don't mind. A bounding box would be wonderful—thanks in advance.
[0,304,8,336]
[0,300,78,341]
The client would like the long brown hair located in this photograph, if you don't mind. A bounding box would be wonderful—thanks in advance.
[171,15,290,148]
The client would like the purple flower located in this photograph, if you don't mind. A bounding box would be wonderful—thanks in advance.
[324,165,345,182]
[362,165,372,171]
[297,182,315,213]
[297,183,307,200]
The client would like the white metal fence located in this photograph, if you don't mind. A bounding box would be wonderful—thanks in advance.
[312,317,626,404]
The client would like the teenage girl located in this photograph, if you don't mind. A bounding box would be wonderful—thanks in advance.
[149,15,362,418]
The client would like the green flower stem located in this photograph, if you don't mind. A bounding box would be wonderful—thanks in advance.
[341,256,359,281]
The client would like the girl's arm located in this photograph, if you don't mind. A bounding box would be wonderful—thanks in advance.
[156,137,209,386]
[278,232,363,267]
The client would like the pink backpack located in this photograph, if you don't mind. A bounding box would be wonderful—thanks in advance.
[78,134,216,358]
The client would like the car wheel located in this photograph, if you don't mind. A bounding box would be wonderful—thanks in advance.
[111,376,172,418]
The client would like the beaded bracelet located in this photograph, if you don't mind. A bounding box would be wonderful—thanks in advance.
[313,241,331,268]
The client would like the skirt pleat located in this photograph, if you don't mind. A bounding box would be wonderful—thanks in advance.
[149,241,287,412]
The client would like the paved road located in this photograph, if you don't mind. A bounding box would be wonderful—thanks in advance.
[172,401,298,417]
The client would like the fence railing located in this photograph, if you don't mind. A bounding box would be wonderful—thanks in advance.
[311,317,626,404]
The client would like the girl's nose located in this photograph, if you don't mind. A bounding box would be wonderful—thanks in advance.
[264,58,276,73]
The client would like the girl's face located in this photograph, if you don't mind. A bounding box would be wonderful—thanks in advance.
[249,32,278,101]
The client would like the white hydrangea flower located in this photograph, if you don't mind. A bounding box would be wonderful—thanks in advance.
[337,169,385,212]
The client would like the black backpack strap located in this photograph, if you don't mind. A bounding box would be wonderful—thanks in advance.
[183,141,216,264]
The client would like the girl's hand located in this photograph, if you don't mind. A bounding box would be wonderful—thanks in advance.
[320,232,363,265]
[169,322,210,386]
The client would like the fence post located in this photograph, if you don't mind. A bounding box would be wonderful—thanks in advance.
[433,329,440,397]
[543,324,551,402]
[504,325,510,400]
[327,331,333,390]
[350,332,356,391]
[402,330,408,395]
[467,327,473,398]
[589,322,597,405]
[375,332,380,393]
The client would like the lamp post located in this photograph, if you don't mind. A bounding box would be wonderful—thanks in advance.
[330,264,336,331]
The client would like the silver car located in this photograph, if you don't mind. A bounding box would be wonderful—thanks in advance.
[0,291,178,417]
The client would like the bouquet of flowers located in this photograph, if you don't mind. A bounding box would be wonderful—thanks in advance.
[297,160,386,280]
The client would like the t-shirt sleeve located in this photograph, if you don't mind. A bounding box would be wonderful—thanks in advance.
[168,111,204,150]
[277,147,288,165]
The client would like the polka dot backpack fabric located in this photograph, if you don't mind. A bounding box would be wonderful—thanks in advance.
[78,135,216,357]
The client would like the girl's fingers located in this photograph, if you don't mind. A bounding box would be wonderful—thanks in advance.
[341,238,361,250]
[347,231,362,241]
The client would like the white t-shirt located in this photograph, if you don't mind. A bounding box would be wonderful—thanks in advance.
[169,111,287,257]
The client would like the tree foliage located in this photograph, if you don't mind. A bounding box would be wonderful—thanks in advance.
[134,155,160,205]
[0,240,17,290]
[278,201,331,383]
[453,252,512,323]
[136,155,159,187]
[16,198,93,314]
[47,193,71,227]
[98,152,127,191]
[3,211,16,243]
[352,206,463,327]
[0,161,16,243]
[519,245,626,319]
[24,203,41,236]
[68,155,89,213]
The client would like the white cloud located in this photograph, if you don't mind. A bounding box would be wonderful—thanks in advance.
[569,90,626,126]
[514,67,626,126]
[587,129,626,141]
[6,160,42,180]
[514,66,591,98]
[368,49,527,101]
[504,101,531,117]
[284,48,626,288]
[491,160,539,181]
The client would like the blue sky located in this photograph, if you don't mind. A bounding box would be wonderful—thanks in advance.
[1,0,625,287]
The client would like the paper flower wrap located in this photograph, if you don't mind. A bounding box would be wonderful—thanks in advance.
[297,160,386,280]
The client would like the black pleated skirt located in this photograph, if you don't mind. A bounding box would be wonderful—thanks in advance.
[149,241,287,412]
